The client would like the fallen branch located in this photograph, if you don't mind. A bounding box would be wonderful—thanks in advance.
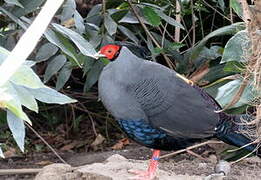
[160,140,223,159]
[0,168,41,175]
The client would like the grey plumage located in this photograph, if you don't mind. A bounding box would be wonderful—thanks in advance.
[98,46,220,140]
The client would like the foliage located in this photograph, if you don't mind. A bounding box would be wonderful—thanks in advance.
[0,0,258,157]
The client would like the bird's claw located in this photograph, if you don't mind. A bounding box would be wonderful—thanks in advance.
[128,169,157,180]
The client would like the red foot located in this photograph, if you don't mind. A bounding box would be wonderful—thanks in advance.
[128,150,160,180]
[128,169,156,180]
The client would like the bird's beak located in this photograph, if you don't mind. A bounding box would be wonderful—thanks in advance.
[93,51,106,59]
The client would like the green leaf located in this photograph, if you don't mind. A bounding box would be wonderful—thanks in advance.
[221,30,250,63]
[84,60,105,92]
[223,61,245,73]
[4,0,24,8]
[56,62,72,90]
[169,42,185,50]
[142,6,161,26]
[100,57,110,65]
[44,29,80,66]
[4,95,32,125]
[230,0,243,18]
[154,9,184,29]
[10,65,45,89]
[7,110,25,152]
[118,25,139,44]
[35,43,59,62]
[28,86,77,104]
[0,145,4,158]
[11,83,38,112]
[60,0,76,23]
[74,11,85,34]
[190,22,245,61]
[215,79,255,108]
[218,0,225,11]
[0,6,27,29]
[0,46,11,65]
[104,14,118,36]
[11,0,45,17]
[198,63,234,86]
[44,55,67,83]
[52,23,97,58]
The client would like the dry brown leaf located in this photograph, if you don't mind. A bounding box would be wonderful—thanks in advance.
[35,160,53,166]
[90,134,105,148]
[189,63,209,83]
[60,141,77,151]
[111,138,130,150]
[3,147,17,158]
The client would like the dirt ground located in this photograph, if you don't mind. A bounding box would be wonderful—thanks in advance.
[0,143,261,180]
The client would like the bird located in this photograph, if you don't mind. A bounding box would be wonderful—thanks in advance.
[95,43,260,180]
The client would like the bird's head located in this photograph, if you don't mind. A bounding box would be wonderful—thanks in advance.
[94,43,151,61]
[99,44,121,60]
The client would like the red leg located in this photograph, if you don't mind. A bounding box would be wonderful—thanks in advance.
[128,149,160,180]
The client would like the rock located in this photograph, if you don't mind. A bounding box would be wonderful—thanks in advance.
[34,163,80,180]
[35,154,204,180]
[214,160,231,175]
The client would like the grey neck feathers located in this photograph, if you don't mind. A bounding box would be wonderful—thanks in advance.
[109,46,143,83]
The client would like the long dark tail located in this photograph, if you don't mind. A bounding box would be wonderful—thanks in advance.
[215,113,260,157]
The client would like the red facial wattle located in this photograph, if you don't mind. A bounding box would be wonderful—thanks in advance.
[100,44,121,60]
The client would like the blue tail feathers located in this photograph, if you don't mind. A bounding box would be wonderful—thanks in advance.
[215,114,260,157]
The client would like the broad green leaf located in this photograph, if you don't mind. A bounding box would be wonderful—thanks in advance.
[119,11,139,24]
[44,55,67,83]
[0,6,27,29]
[11,83,38,112]
[35,43,59,62]
[118,25,139,44]
[4,97,31,125]
[218,0,225,11]
[142,6,161,26]
[190,22,245,60]
[4,0,23,8]
[198,63,234,86]
[52,23,97,58]
[104,14,118,36]
[87,4,102,18]
[11,0,45,17]
[10,65,45,89]
[28,86,77,104]
[221,31,250,63]
[7,110,25,152]
[155,10,184,29]
[45,29,80,66]
[74,11,85,34]
[223,61,245,73]
[0,46,11,65]
[0,145,4,158]
[215,79,255,108]
[84,60,104,92]
[56,62,72,90]
[230,0,243,18]
[60,0,76,23]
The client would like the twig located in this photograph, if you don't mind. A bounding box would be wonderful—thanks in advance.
[191,0,196,47]
[25,122,68,164]
[160,140,223,159]
[127,0,175,69]
[175,1,181,42]
[202,0,232,23]
[0,168,41,175]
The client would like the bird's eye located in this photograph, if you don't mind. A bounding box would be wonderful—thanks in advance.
[108,50,112,53]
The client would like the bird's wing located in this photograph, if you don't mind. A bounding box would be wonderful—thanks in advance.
[132,61,221,139]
